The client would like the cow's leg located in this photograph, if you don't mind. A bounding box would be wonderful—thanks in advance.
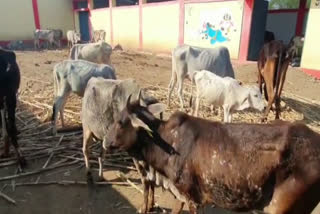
[172,202,185,214]
[98,138,107,181]
[6,95,26,168]
[261,59,276,122]
[274,63,289,120]
[59,91,70,128]
[264,175,311,214]
[167,70,177,107]
[0,108,9,158]
[177,73,185,110]
[140,179,150,214]
[82,125,93,181]
[223,105,231,122]
[147,181,155,211]
[188,202,198,214]
[52,88,70,135]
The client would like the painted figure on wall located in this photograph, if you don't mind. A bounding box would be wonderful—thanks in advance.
[200,11,236,45]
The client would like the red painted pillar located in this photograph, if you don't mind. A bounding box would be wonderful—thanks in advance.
[32,0,41,29]
[239,0,254,62]
[88,0,92,41]
[295,0,306,36]
[139,0,143,50]
[178,0,185,45]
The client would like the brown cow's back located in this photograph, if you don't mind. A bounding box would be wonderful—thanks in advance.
[158,112,320,211]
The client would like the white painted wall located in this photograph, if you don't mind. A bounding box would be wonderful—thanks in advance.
[266,12,297,44]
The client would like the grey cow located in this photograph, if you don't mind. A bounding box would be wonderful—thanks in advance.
[81,78,158,179]
[69,41,112,65]
[82,78,164,213]
[51,60,116,135]
[168,45,235,109]
[34,29,59,49]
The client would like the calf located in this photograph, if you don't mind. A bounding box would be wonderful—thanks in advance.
[258,40,295,121]
[51,60,116,135]
[67,30,81,48]
[91,30,106,43]
[168,45,235,109]
[108,95,320,214]
[52,29,63,48]
[69,41,112,65]
[34,29,59,49]
[82,78,163,213]
[0,49,25,167]
[192,70,265,122]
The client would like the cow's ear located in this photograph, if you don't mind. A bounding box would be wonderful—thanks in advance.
[129,114,152,133]
[147,103,166,115]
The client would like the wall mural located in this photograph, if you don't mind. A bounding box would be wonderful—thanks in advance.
[199,10,237,45]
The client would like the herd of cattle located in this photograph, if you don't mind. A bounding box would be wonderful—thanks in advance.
[0,30,319,214]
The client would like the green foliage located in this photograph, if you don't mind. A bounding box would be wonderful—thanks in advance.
[268,0,300,9]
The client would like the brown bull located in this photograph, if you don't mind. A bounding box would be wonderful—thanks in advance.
[258,40,295,121]
[107,95,320,214]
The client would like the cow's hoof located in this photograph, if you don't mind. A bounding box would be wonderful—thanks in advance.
[19,157,27,168]
[0,152,9,159]
[260,117,267,123]
[97,176,105,182]
[86,172,94,184]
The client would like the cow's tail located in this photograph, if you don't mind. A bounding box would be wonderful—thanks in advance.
[52,65,59,122]
[69,46,76,59]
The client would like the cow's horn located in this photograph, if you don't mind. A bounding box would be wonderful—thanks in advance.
[126,94,132,110]
[138,89,142,101]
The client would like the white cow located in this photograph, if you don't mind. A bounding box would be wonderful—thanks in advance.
[34,29,60,49]
[192,70,266,122]
[168,45,235,109]
[51,60,116,135]
[69,41,112,65]
[67,30,81,48]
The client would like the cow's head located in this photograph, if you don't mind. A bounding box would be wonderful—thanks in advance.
[75,32,81,43]
[240,85,266,112]
[107,93,166,152]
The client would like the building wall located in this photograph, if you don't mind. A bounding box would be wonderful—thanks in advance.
[266,12,297,44]
[301,0,320,71]
[90,9,111,44]
[113,7,139,49]
[37,0,74,37]
[184,0,244,59]
[0,0,35,40]
[142,3,179,52]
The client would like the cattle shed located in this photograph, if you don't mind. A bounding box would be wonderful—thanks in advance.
[0,0,319,78]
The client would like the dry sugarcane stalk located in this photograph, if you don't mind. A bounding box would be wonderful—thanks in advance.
[35,135,65,183]
[19,99,45,110]
[0,160,80,182]
[0,154,51,167]
[117,172,143,194]
[21,76,51,85]
[19,126,52,137]
[57,155,137,171]
[12,180,132,186]
[0,191,16,205]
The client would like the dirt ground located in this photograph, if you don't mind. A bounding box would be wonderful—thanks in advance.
[0,48,320,214]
